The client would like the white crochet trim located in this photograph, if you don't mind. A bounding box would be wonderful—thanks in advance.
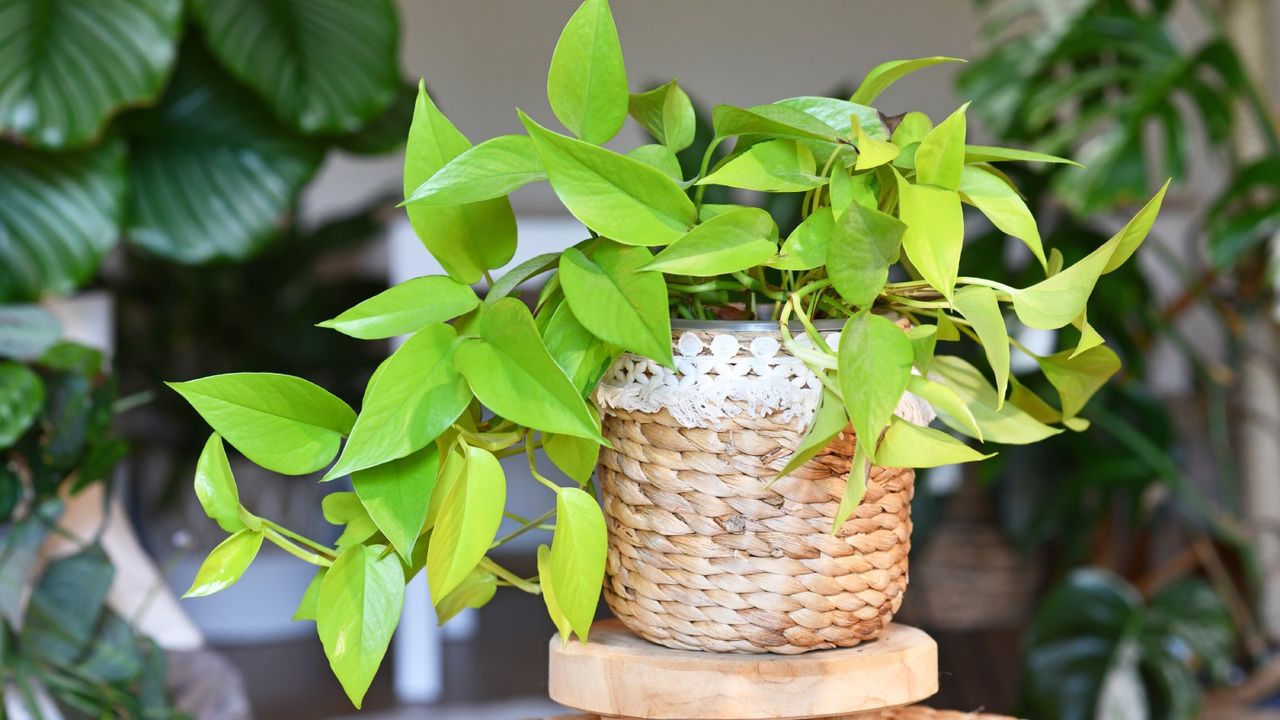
[594,330,937,430]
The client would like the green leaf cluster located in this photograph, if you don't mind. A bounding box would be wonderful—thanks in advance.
[168,0,1168,708]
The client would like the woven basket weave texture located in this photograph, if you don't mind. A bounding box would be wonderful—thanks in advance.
[598,328,915,654]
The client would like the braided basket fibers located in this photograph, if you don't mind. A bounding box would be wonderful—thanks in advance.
[598,329,914,654]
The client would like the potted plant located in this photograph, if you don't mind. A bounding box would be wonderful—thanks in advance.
[167,0,1167,707]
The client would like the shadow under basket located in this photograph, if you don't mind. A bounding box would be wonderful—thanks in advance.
[594,324,928,654]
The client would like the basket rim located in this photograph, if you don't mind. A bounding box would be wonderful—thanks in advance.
[670,318,845,332]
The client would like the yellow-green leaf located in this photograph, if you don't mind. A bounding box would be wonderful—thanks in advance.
[832,441,870,531]
[932,356,1062,444]
[193,433,247,533]
[545,431,601,485]
[960,165,1046,270]
[855,125,900,171]
[770,207,833,271]
[317,544,405,709]
[914,104,967,190]
[698,140,825,192]
[776,388,848,479]
[353,444,441,563]
[541,487,607,644]
[907,375,981,441]
[837,313,913,461]
[964,145,1082,167]
[643,207,779,276]
[629,80,695,152]
[426,445,506,600]
[895,170,963,300]
[827,202,905,307]
[952,286,1010,407]
[561,243,672,367]
[876,417,994,468]
[435,567,497,625]
[1036,345,1121,419]
[850,57,964,105]
[317,276,479,340]
[547,0,628,145]
[402,134,545,207]
[184,529,263,598]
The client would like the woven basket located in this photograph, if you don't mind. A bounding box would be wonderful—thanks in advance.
[594,324,924,654]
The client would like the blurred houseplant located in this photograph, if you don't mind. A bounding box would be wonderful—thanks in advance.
[167,0,1168,707]
[0,306,175,717]
[959,0,1280,715]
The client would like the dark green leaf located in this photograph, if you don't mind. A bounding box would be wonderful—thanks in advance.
[0,361,42,446]
[0,499,61,626]
[23,547,113,665]
[0,305,60,359]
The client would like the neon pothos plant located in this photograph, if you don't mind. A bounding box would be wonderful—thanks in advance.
[168,0,1167,707]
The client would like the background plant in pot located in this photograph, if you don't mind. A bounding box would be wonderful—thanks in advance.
[168,0,1167,707]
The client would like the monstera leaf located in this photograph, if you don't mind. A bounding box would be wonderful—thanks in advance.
[191,0,400,135]
[0,140,126,301]
[124,44,323,263]
[0,0,183,149]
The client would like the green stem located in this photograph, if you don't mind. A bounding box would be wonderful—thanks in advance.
[956,276,1017,297]
[263,520,337,559]
[526,440,562,493]
[480,557,541,594]
[264,527,333,567]
[692,136,726,205]
[491,508,556,549]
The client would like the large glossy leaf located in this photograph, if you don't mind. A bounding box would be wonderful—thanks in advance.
[193,433,247,533]
[404,134,545,206]
[191,0,399,134]
[630,80,695,151]
[353,444,440,562]
[184,529,263,598]
[0,361,42,447]
[0,140,125,301]
[405,82,517,284]
[960,165,1046,268]
[771,97,887,141]
[317,276,479,340]
[697,140,825,192]
[643,207,779,277]
[562,243,672,366]
[169,373,356,475]
[850,57,964,105]
[327,323,469,479]
[455,298,603,442]
[521,111,696,246]
[318,544,405,709]
[124,46,323,263]
[838,313,913,460]
[952,286,1010,406]
[427,445,505,600]
[711,103,836,143]
[0,0,181,148]
[547,0,628,145]
[827,203,905,307]
[895,171,963,300]
[23,547,113,665]
[540,487,607,643]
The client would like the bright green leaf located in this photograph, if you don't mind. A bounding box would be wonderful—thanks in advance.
[542,302,620,396]
[711,104,836,143]
[627,144,684,181]
[827,203,906,307]
[521,111,695,246]
[932,355,1062,444]
[960,165,1046,269]
[1036,345,1121,419]
[403,134,545,206]
[193,434,246,533]
[547,0,628,144]
[435,567,497,625]
[855,125,900,170]
[914,104,968,190]
[353,444,441,562]
[629,80,696,151]
[1104,180,1170,273]
[876,417,994,468]
[427,445,505,600]
[545,431,601,485]
[455,299,604,442]
[698,140,825,192]
[952,286,1010,407]
[405,81,516,283]
[832,442,870,531]
[770,207,833,271]
[907,375,981,441]
[562,243,673,366]
[486,252,561,305]
[895,171,963,300]
[908,324,937,373]
[838,313,913,461]
[317,276,479,340]
[851,57,965,105]
[776,388,848,478]
[892,112,933,147]
[1072,312,1106,358]
[169,374,355,475]
[643,207,779,277]
[542,487,607,643]
[964,145,1082,167]
[293,569,324,622]
[317,544,405,709]
[184,529,263,598]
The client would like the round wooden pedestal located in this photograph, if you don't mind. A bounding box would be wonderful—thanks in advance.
[548,620,938,720]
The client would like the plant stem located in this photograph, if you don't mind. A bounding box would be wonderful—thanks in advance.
[263,520,337,559]
[264,527,333,567]
[526,441,562,493]
[491,508,556,549]
[480,557,541,594]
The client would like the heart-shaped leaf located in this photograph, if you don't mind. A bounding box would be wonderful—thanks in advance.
[193,434,247,533]
[643,207,779,277]
[184,529,263,598]
[540,487,607,643]
[561,243,673,367]
[404,134,545,206]
[169,373,355,475]
[1035,345,1121,419]
[630,80,696,151]
[827,203,906,307]
[427,445,505,600]
[698,140,825,192]
[770,207,833,271]
[318,544,405,709]
[838,313,913,460]
[0,0,182,148]
[915,104,968,191]
[353,444,440,562]
[191,0,399,134]
[327,323,469,479]
[960,165,1046,269]
[542,301,620,396]
[895,170,963,300]
[317,276,479,340]
[547,0,628,145]
[952,286,1010,406]
[854,126,900,170]
[0,140,125,301]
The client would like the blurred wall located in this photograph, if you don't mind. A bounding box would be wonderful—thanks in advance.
[302,0,980,220]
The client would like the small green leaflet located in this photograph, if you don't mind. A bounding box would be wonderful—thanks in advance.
[169,374,355,475]
[643,207,779,277]
[427,445,505,600]
[404,81,516,284]
[561,243,673,367]
[895,170,963,300]
[776,388,848,479]
[521,111,696,246]
[1035,345,1121,419]
[184,529,263,598]
[908,324,937,373]
[914,104,967,191]
[327,323,469,479]
[353,444,441,562]
[932,355,1062,444]
[435,567,498,625]
[317,544,405,709]
[892,112,933,147]
[629,80,696,151]
[854,125,899,170]
[1072,312,1106,358]
[850,57,964,105]
[317,276,479,340]
[1011,182,1168,329]
[545,431,601,485]
[770,207,833,271]
[964,145,1082,166]
[403,135,545,206]
[540,487,607,644]
[952,286,1010,407]
[698,140,826,192]
[837,313,913,462]
[876,418,994,468]
[454,298,604,442]
[827,202,906,307]
[193,433,248,533]
[547,0,628,145]
[959,165,1046,270]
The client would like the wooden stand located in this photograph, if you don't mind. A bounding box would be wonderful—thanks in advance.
[547,620,938,720]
